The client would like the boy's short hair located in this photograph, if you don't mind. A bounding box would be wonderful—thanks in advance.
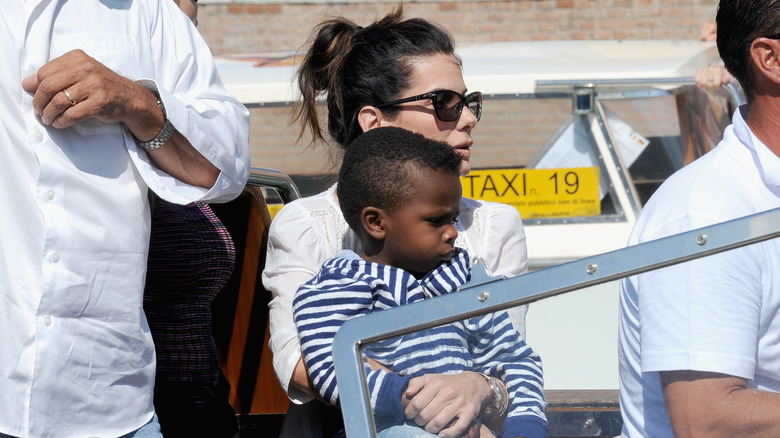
[338,127,462,232]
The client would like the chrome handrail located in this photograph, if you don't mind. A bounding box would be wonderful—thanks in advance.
[724,81,746,107]
[333,207,780,437]
[247,167,301,204]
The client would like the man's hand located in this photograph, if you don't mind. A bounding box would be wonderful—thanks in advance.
[21,49,161,136]
[402,372,492,438]
[22,49,219,188]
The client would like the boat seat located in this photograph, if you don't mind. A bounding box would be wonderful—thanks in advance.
[209,186,290,421]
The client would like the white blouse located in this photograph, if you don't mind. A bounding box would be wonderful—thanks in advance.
[263,184,529,403]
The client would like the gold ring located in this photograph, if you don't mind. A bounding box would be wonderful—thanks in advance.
[63,88,76,106]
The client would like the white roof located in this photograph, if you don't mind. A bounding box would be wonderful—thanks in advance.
[214,53,300,105]
[215,40,718,105]
[459,40,718,95]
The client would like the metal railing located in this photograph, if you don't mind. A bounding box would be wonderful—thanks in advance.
[247,167,301,204]
[333,207,780,437]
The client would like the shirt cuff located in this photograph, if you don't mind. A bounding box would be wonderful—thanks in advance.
[374,373,412,422]
[501,416,548,438]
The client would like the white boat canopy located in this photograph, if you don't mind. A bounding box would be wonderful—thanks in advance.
[215,40,719,104]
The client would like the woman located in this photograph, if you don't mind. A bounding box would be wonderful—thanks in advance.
[263,8,533,438]
[143,195,239,438]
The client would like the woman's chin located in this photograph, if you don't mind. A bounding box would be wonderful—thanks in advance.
[459,161,472,177]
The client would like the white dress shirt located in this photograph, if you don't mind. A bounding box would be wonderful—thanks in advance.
[263,184,529,403]
[0,1,250,436]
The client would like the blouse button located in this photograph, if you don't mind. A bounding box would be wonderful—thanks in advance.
[51,253,60,263]
[43,316,52,327]
[46,190,55,200]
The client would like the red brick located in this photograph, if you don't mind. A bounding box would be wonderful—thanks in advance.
[439,2,457,12]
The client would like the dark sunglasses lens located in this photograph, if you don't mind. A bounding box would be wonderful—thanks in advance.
[466,92,482,121]
[434,91,464,122]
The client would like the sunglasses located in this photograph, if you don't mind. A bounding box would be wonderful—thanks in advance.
[376,90,482,122]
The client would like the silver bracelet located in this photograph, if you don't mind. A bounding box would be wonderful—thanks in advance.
[133,92,175,151]
[135,117,175,151]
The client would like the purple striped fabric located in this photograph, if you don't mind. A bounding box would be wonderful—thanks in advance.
[143,198,236,404]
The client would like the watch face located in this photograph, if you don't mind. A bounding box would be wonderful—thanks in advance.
[489,377,503,407]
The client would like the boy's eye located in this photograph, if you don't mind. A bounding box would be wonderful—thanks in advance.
[427,214,459,226]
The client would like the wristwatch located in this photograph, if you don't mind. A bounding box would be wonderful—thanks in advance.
[480,373,509,420]
[134,93,176,151]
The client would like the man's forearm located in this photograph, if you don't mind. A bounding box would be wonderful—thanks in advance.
[662,370,780,438]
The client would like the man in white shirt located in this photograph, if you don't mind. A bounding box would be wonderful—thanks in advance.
[0,1,250,437]
[618,0,780,436]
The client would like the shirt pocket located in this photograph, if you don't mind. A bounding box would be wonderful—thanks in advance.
[49,35,142,137]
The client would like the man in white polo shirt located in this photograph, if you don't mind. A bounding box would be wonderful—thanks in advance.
[618,0,780,436]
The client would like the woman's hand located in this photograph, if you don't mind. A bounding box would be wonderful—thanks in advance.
[401,371,493,438]
[478,424,497,438]
[695,64,732,90]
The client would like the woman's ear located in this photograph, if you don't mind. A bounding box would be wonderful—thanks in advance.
[750,38,780,85]
[361,206,387,240]
[357,106,386,133]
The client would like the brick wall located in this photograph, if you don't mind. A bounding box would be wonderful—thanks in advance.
[198,1,719,55]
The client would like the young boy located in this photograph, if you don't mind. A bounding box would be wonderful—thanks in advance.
[293,127,547,438]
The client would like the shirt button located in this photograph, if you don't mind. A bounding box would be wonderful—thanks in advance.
[35,129,43,142]
[51,253,60,263]
[28,66,37,77]
[43,316,52,327]
[46,190,55,200]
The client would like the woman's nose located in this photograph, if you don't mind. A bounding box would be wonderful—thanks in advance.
[459,104,478,129]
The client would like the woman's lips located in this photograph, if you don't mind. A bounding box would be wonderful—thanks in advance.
[454,144,472,160]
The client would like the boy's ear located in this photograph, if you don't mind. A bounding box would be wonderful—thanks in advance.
[361,206,387,240]
[357,106,386,133]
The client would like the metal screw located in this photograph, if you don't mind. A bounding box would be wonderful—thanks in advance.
[697,234,708,245]
[478,291,489,302]
[583,418,595,429]
[586,264,598,275]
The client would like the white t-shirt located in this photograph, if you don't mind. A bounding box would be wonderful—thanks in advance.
[618,106,780,437]
[0,2,249,436]
[263,184,529,403]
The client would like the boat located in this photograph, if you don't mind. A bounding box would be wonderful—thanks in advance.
[210,40,744,437]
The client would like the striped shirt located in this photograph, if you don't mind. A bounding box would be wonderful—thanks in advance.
[293,248,547,438]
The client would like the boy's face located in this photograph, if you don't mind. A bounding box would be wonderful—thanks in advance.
[378,167,462,278]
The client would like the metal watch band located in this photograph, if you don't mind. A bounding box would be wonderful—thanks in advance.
[135,117,175,151]
[479,373,509,420]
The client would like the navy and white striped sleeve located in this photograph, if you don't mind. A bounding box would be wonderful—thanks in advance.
[292,265,410,421]
[470,311,548,438]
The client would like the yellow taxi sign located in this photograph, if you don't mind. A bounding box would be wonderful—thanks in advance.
[461,167,601,219]
[267,203,283,220]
